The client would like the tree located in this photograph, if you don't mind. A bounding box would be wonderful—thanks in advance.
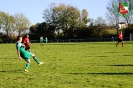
[14,13,31,36]
[90,17,107,41]
[43,3,90,39]
[29,22,56,39]
[61,5,81,38]
[81,9,90,27]
[106,0,133,35]
[106,0,119,27]
[0,11,15,39]
[0,11,3,29]
[29,24,37,34]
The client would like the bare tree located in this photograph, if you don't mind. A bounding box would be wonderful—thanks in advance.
[93,17,107,41]
[0,11,15,38]
[106,0,133,28]
[14,13,31,36]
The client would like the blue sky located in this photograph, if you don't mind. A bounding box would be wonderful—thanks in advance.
[0,0,108,25]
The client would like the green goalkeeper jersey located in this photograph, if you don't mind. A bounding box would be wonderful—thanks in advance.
[16,41,32,59]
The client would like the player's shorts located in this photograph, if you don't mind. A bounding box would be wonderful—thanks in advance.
[20,51,32,60]
[118,38,123,42]
[40,41,43,43]
[25,46,30,50]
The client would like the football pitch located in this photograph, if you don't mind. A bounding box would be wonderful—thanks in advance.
[0,42,133,88]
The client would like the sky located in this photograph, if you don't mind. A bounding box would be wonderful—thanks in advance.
[0,0,108,25]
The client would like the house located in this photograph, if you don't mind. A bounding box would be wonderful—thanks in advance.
[118,22,127,30]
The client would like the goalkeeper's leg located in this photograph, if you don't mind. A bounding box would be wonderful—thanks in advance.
[32,54,44,65]
[122,41,124,47]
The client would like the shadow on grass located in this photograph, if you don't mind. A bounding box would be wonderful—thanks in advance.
[106,52,115,53]
[48,43,81,45]
[0,69,23,73]
[107,64,133,66]
[95,56,109,57]
[69,72,133,75]
[123,55,133,56]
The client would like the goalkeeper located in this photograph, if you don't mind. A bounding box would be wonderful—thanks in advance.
[116,31,124,47]
[16,36,44,72]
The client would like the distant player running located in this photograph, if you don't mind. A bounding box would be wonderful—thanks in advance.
[23,34,30,52]
[116,31,124,47]
[16,36,44,72]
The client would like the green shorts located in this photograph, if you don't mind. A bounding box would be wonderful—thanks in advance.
[40,41,43,43]
[20,51,32,60]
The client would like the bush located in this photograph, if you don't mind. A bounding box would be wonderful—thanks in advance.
[0,38,3,42]
[9,36,17,41]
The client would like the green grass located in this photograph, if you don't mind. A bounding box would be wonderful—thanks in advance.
[0,42,133,88]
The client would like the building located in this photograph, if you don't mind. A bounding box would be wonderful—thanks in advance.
[118,22,127,30]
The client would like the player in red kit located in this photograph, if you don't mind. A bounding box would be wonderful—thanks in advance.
[116,31,124,47]
[23,34,31,52]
